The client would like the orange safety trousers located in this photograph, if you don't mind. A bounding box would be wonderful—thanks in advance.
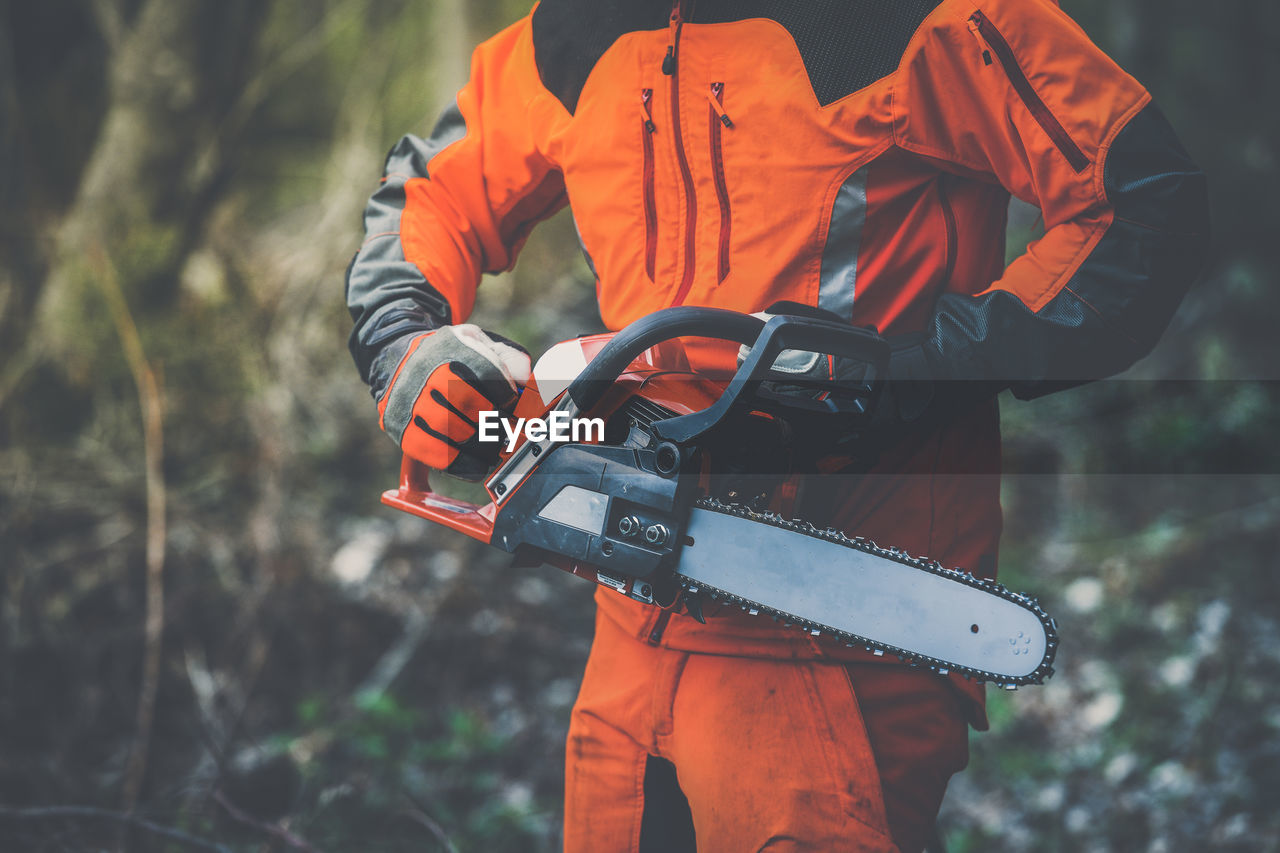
[565,607,971,853]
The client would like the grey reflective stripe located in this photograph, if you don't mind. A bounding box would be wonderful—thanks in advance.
[571,214,598,279]
[818,167,868,320]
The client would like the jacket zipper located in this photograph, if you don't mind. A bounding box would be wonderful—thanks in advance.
[664,1,698,307]
[968,11,1090,173]
[708,82,732,284]
[641,89,658,280]
[938,177,957,287]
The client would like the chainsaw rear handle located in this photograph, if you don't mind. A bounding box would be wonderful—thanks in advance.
[564,306,891,444]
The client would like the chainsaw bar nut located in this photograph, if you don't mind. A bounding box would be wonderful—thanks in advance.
[644,523,669,546]
[617,516,643,538]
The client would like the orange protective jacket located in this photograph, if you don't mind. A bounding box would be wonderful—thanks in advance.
[347,0,1208,720]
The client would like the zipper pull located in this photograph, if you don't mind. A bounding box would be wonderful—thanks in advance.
[967,18,992,66]
[708,82,733,128]
[663,0,682,75]
[641,88,656,132]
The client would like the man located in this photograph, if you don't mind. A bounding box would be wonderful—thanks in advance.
[346,1,1208,849]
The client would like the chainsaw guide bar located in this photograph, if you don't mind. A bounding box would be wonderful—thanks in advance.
[675,497,1058,689]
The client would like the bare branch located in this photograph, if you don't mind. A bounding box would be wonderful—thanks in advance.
[90,0,125,53]
[88,246,167,815]
[188,0,370,197]
[356,605,430,699]
[214,790,327,853]
[0,805,231,853]
[400,806,461,853]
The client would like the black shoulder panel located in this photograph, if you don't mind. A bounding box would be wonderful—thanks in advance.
[532,0,671,115]
[690,0,942,106]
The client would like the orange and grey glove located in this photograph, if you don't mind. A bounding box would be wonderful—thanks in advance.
[376,324,531,479]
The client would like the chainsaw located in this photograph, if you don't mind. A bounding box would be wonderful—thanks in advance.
[383,307,1057,687]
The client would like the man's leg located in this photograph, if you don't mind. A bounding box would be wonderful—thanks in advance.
[667,656,899,852]
[846,665,970,853]
[564,610,693,853]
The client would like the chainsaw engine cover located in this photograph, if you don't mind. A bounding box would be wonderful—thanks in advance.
[490,442,684,580]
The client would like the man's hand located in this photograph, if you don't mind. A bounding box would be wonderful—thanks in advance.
[377,324,531,479]
[736,301,997,472]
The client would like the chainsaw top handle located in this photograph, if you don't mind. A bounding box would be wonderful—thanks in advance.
[564,306,891,444]
[565,307,766,412]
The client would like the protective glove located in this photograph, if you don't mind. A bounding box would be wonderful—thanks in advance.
[376,324,531,479]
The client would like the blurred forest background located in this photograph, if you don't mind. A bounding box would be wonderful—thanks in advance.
[0,1,1276,850]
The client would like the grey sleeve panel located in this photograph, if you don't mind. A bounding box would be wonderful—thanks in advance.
[346,102,469,390]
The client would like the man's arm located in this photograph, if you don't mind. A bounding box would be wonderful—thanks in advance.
[345,15,566,475]
[889,0,1209,402]
[345,14,566,401]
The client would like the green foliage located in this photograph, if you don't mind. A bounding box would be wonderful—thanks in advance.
[272,690,554,851]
